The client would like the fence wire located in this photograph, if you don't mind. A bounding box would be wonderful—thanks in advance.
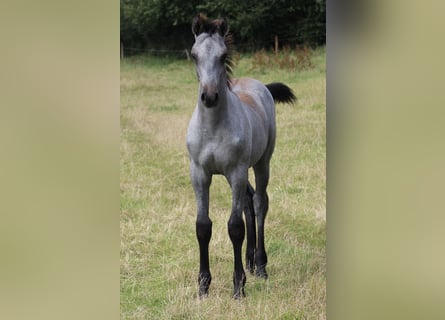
[121,33,325,59]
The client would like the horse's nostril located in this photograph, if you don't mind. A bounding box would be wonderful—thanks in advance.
[214,93,219,102]
[201,93,206,102]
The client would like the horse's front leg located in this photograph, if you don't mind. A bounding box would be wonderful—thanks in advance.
[191,163,212,297]
[227,167,248,298]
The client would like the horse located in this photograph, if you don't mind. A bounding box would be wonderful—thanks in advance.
[186,14,296,299]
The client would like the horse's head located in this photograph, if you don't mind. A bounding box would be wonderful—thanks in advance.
[191,14,232,108]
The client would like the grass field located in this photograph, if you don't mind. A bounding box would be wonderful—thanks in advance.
[120,48,326,319]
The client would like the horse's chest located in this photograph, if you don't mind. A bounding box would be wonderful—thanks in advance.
[195,135,246,172]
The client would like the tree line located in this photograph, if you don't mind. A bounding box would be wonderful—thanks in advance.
[120,0,325,53]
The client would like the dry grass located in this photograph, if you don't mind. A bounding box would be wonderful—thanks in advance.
[121,48,325,319]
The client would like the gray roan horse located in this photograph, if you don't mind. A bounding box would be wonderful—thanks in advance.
[186,14,296,299]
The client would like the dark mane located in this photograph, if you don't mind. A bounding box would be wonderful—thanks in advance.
[192,14,235,87]
[224,32,234,87]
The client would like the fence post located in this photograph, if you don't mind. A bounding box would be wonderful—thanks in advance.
[274,35,279,55]
[121,42,124,60]
[184,49,191,61]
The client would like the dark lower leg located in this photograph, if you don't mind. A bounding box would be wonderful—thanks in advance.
[228,216,246,298]
[196,217,212,296]
[254,192,269,278]
[255,221,268,278]
[244,182,256,274]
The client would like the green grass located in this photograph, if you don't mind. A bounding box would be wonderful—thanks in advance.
[121,47,326,319]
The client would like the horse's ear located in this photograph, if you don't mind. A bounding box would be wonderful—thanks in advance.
[192,14,205,37]
[217,17,229,37]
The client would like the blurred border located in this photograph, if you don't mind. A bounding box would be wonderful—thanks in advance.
[2,1,445,319]
[328,1,445,319]
[0,2,119,320]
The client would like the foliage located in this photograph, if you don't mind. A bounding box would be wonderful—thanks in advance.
[120,0,325,52]
[252,45,315,72]
[120,0,199,50]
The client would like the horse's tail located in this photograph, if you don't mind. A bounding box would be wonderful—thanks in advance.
[265,82,296,104]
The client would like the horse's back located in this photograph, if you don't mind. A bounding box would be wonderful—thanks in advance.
[231,78,275,124]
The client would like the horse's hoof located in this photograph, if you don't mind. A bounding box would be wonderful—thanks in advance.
[198,283,211,298]
[233,288,245,299]
[198,286,209,298]
[198,291,209,299]
[255,268,268,279]
[198,272,211,297]
[246,262,255,274]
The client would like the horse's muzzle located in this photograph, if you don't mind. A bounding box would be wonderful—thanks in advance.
[201,88,219,108]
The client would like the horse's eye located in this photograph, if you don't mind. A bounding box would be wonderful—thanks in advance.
[220,53,227,63]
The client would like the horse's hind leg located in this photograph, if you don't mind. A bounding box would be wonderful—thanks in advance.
[244,181,256,274]
[253,162,270,279]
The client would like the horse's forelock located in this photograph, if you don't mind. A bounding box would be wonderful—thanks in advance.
[193,14,228,37]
